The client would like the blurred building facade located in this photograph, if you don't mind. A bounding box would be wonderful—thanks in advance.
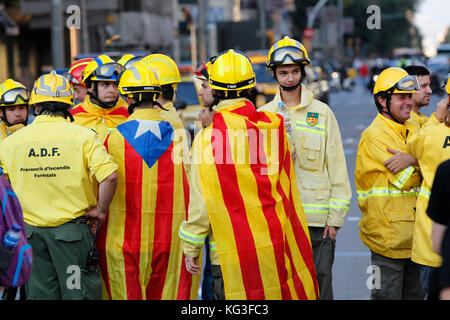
[1,0,346,85]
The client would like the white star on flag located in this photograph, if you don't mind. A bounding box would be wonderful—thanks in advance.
[134,120,162,140]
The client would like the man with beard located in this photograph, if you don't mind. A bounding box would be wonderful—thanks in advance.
[403,66,432,132]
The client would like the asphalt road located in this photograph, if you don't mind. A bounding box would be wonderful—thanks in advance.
[330,81,443,300]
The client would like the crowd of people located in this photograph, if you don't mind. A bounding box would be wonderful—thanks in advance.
[0,35,449,301]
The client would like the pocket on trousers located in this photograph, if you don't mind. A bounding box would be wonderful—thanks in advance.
[386,211,415,250]
[54,230,82,243]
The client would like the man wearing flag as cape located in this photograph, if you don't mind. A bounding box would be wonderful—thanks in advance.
[96,61,199,300]
[179,49,318,300]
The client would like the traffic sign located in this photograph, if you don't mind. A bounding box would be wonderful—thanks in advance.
[303,27,315,39]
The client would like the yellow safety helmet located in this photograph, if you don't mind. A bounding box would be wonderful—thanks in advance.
[0,79,30,107]
[118,53,142,70]
[81,54,124,84]
[443,73,450,94]
[373,67,419,95]
[118,61,162,113]
[266,36,310,69]
[118,61,161,98]
[141,54,180,88]
[208,49,256,91]
[30,70,73,106]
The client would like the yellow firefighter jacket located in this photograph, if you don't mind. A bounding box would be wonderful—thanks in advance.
[258,85,352,227]
[158,102,191,176]
[407,110,429,132]
[407,121,450,267]
[355,113,421,259]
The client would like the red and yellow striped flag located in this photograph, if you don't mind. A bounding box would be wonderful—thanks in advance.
[192,99,318,300]
[96,109,200,300]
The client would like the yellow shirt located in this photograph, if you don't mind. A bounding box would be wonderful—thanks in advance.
[70,95,129,143]
[0,115,118,227]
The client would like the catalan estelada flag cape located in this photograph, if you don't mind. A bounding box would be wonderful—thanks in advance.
[70,95,129,143]
[96,108,199,300]
[189,98,318,300]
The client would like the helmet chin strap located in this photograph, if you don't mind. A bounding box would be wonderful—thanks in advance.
[383,95,404,124]
[127,100,167,115]
[273,71,301,92]
[280,82,301,91]
[89,82,119,109]
[1,109,28,127]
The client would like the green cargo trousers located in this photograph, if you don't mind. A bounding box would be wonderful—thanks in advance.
[25,221,102,300]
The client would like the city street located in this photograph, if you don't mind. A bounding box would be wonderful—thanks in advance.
[330,81,441,300]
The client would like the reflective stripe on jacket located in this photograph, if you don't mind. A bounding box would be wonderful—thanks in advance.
[355,114,421,259]
[258,85,352,228]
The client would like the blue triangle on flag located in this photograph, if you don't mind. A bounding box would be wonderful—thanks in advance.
[117,119,174,169]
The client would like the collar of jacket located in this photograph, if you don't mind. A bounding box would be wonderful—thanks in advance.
[161,101,175,110]
[0,121,24,136]
[213,98,249,113]
[273,84,314,111]
[33,115,70,124]
[128,108,164,122]
[375,113,409,140]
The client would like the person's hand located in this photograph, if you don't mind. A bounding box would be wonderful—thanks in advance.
[197,108,214,128]
[441,287,450,300]
[435,97,450,123]
[185,256,201,275]
[384,149,417,174]
[84,207,106,234]
[323,226,339,240]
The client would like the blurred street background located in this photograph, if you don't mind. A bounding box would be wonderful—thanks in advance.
[0,0,449,300]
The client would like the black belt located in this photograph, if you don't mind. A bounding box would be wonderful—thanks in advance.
[67,216,89,224]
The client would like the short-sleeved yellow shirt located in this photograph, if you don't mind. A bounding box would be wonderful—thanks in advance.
[0,115,118,227]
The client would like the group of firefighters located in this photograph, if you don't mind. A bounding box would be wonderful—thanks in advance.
[0,34,449,300]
